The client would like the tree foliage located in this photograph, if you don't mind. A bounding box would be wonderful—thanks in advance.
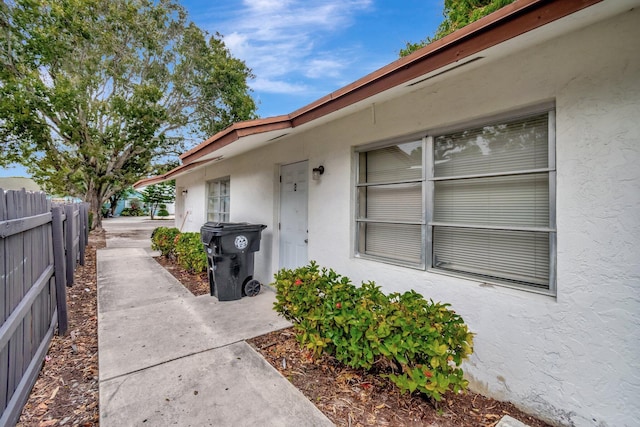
[141,181,175,219]
[0,0,257,227]
[400,0,516,57]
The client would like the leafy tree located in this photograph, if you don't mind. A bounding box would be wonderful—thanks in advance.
[141,181,175,220]
[0,0,257,228]
[400,0,516,57]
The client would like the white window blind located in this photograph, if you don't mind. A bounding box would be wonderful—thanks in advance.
[359,223,423,264]
[356,140,424,266]
[433,174,549,227]
[434,114,549,177]
[433,228,550,287]
[430,112,555,290]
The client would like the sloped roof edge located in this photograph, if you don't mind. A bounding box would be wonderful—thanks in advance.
[133,159,213,189]
[179,115,292,163]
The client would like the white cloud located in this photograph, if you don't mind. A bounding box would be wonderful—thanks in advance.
[201,0,373,97]
[304,58,345,79]
[251,77,309,94]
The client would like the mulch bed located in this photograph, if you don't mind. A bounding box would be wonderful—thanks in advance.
[247,329,552,427]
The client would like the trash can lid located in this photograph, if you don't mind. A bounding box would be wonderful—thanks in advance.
[201,222,267,233]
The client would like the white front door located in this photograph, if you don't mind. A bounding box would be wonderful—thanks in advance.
[279,161,308,269]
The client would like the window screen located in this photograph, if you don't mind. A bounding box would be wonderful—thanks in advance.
[429,112,555,290]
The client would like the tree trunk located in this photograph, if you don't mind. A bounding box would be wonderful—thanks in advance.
[109,195,120,217]
[88,191,103,230]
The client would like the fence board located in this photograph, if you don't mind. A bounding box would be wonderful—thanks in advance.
[63,204,78,287]
[0,213,52,239]
[0,191,7,415]
[51,207,68,335]
[5,191,24,411]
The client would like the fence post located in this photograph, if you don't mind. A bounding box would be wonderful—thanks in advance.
[51,206,68,336]
[78,203,87,266]
[63,204,75,287]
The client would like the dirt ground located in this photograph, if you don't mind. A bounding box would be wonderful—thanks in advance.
[16,232,552,426]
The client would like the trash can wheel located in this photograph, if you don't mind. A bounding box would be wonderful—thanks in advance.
[244,279,261,297]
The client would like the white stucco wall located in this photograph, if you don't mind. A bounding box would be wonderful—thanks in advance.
[176,9,640,426]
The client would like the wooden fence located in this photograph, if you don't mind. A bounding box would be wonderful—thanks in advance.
[0,189,88,427]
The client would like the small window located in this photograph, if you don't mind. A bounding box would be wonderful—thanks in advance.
[355,140,425,267]
[428,111,556,292]
[207,177,230,222]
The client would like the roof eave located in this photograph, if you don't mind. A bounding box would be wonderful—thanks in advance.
[133,159,213,189]
[179,115,292,165]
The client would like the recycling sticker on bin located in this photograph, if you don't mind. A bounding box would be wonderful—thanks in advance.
[234,235,248,250]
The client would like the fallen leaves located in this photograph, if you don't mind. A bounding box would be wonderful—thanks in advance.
[248,329,553,427]
[154,255,209,296]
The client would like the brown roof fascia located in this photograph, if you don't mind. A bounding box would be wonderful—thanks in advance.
[179,115,292,164]
[289,0,603,127]
[133,159,213,189]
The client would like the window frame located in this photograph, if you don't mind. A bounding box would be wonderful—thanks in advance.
[354,136,427,269]
[353,104,557,295]
[426,107,556,295]
[206,177,230,223]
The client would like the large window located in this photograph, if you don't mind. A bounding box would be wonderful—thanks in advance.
[207,177,230,222]
[355,108,556,293]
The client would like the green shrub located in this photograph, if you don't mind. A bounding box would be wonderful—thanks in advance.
[174,232,207,273]
[273,261,474,401]
[157,208,170,217]
[121,206,146,216]
[151,227,180,257]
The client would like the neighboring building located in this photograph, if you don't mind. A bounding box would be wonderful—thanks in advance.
[135,1,640,425]
[0,177,41,192]
[108,190,144,216]
[112,187,175,217]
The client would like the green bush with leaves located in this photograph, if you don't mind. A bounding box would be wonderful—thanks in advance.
[174,232,207,273]
[151,227,181,257]
[120,206,146,216]
[273,261,474,401]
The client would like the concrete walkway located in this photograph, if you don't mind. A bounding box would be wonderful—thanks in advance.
[97,217,333,426]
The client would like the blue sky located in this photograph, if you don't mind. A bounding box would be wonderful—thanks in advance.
[0,0,443,178]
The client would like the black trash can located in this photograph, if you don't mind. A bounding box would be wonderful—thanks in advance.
[200,222,267,301]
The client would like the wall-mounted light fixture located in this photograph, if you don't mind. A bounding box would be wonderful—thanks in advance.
[181,189,188,196]
[312,165,325,181]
